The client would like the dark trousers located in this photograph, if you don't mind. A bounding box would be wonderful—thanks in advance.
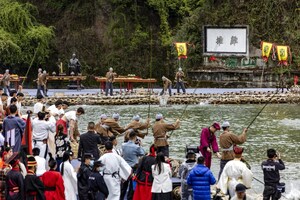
[4,86,10,96]
[176,81,186,93]
[157,146,169,157]
[120,167,136,200]
[218,159,230,180]
[105,82,113,96]
[160,86,172,96]
[37,85,47,97]
[263,185,281,200]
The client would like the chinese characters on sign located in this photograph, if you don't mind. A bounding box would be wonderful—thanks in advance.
[230,36,238,45]
[216,36,223,46]
[215,36,238,46]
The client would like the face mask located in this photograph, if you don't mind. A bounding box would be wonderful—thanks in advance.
[90,160,94,166]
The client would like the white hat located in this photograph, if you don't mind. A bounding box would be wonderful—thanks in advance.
[132,115,140,121]
[221,121,230,128]
[100,114,107,120]
[38,68,42,72]
[162,76,166,80]
[112,113,120,119]
[109,67,113,71]
[5,69,9,73]
[156,113,163,120]
[179,67,182,71]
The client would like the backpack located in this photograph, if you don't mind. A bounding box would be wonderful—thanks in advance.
[181,162,196,182]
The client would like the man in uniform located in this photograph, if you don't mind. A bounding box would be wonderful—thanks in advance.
[219,121,247,178]
[1,69,10,96]
[24,156,45,200]
[105,67,117,96]
[88,160,109,199]
[124,115,150,142]
[217,146,253,198]
[160,76,172,96]
[199,122,221,169]
[77,153,93,200]
[68,53,81,75]
[261,149,285,200]
[175,67,186,94]
[152,113,180,157]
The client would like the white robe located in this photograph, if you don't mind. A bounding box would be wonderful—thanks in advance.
[100,152,131,200]
[60,161,78,200]
[217,159,253,197]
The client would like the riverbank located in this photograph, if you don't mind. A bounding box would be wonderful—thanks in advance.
[21,88,299,106]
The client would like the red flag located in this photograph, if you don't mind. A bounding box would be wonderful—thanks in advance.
[22,113,32,154]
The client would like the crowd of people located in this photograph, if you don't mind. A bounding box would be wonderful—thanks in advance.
[0,83,286,200]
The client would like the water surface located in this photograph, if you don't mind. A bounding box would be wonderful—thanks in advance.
[74,103,300,194]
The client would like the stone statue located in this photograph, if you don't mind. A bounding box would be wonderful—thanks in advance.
[68,53,81,75]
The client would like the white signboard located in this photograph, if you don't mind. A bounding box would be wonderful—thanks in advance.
[203,26,249,56]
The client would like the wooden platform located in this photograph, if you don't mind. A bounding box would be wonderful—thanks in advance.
[95,76,157,92]
[47,76,86,90]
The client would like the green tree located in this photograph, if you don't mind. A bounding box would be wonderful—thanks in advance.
[0,0,54,68]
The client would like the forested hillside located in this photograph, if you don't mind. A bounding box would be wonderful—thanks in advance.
[1,0,300,82]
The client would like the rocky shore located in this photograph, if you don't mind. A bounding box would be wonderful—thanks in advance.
[22,91,300,106]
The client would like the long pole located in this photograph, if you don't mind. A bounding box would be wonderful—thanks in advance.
[169,83,198,137]
[246,90,278,129]
[146,27,153,135]
[22,43,40,86]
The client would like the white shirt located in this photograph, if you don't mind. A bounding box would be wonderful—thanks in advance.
[60,161,78,200]
[48,105,59,116]
[16,101,22,111]
[34,156,46,176]
[151,163,173,193]
[33,102,44,114]
[65,111,77,121]
[32,118,56,140]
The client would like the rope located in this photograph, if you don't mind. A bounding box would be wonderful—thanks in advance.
[22,43,40,86]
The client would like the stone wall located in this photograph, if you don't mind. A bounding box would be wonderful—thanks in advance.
[187,69,296,88]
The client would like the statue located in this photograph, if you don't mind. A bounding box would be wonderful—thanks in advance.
[68,53,81,75]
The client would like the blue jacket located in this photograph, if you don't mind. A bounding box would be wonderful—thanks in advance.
[187,164,216,200]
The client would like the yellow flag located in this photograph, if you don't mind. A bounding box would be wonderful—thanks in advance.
[261,42,273,61]
[175,43,187,59]
[276,46,288,61]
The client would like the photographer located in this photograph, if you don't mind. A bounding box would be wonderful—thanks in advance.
[261,149,285,200]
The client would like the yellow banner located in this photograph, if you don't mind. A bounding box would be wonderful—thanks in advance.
[175,43,187,59]
[261,42,273,59]
[277,46,288,61]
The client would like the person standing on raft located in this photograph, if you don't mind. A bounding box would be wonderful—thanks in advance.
[218,121,247,178]
[199,122,221,169]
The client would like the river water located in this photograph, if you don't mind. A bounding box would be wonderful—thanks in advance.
[73,103,300,196]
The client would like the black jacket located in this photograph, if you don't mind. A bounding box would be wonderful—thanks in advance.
[78,164,92,200]
[78,131,102,160]
[261,159,285,186]
[88,171,109,200]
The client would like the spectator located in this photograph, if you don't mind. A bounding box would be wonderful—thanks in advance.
[60,151,77,200]
[121,131,145,200]
[133,144,157,200]
[231,183,255,200]
[40,153,65,200]
[151,152,173,200]
[187,156,216,199]
[3,104,26,152]
[262,149,285,200]
[32,147,47,176]
[179,150,197,200]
